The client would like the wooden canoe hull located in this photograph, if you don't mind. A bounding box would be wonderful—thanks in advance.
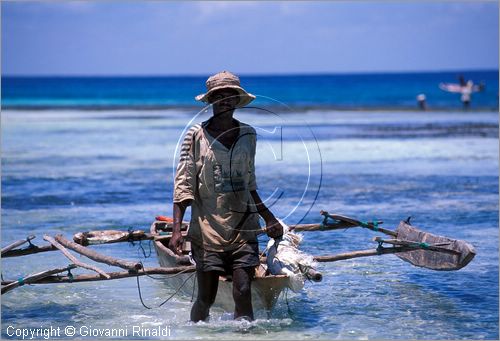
[150,222,289,311]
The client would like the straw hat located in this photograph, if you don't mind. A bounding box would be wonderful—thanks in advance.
[195,71,256,107]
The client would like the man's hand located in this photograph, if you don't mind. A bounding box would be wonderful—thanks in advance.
[250,190,284,239]
[265,217,284,239]
[168,231,184,255]
[170,200,191,255]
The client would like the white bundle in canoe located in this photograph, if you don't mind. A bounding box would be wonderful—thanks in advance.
[266,220,317,292]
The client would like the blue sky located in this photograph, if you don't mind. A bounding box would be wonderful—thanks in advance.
[2,1,498,76]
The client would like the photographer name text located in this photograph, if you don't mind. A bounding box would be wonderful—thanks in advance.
[6,325,172,339]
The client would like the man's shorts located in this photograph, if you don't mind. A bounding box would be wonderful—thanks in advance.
[191,242,260,274]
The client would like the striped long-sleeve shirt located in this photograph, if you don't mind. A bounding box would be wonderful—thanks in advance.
[173,119,260,252]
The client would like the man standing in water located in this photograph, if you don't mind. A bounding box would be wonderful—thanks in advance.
[169,71,283,322]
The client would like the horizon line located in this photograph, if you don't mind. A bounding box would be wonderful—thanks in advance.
[2,68,498,78]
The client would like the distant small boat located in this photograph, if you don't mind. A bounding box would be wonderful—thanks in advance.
[439,82,482,93]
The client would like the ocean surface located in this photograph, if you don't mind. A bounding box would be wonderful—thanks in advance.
[2,71,499,110]
[1,105,498,339]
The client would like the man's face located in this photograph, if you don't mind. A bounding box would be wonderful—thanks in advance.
[209,89,240,112]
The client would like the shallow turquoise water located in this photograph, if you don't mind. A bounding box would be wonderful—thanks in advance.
[1,109,498,339]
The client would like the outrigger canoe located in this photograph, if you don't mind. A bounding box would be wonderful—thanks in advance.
[150,219,292,311]
[2,212,476,314]
[149,212,476,311]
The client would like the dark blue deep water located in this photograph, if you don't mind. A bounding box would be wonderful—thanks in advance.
[2,71,499,110]
[1,108,498,339]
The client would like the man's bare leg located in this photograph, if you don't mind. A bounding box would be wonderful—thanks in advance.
[191,270,219,322]
[233,267,255,320]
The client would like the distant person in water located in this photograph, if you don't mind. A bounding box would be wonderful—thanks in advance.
[169,71,283,322]
[460,80,473,109]
[416,93,427,111]
[459,75,466,87]
[458,75,486,110]
[440,75,485,110]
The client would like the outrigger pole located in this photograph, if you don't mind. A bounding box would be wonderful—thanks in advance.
[2,266,196,288]
[316,211,476,270]
[1,212,476,293]
[1,218,382,258]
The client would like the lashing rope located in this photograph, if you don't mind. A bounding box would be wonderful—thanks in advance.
[412,242,429,249]
[67,268,74,283]
[376,240,385,254]
[321,213,351,233]
[359,220,379,231]
[127,227,136,246]
[136,240,152,259]
[27,238,36,249]
[321,211,380,232]
[126,228,152,259]
[158,273,195,307]
[136,272,152,310]
[320,213,331,229]
[134,261,196,310]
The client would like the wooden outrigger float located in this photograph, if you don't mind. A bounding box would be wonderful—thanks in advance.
[2,211,476,312]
